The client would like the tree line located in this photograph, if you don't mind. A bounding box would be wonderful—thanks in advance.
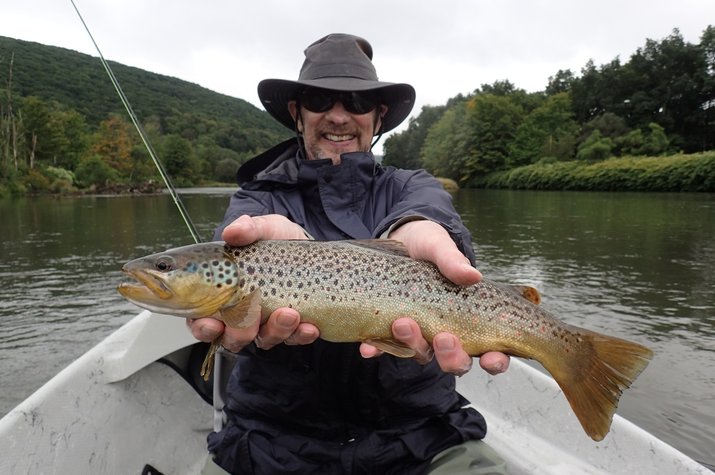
[383,27,715,188]
[0,36,288,197]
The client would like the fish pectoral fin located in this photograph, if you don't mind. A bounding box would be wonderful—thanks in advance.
[364,338,416,358]
[219,288,263,329]
[511,285,542,305]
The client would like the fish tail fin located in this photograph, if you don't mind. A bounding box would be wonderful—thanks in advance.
[546,332,653,441]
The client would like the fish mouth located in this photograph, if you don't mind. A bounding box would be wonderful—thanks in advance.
[117,267,173,301]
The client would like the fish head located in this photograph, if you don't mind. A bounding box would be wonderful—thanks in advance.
[117,242,239,318]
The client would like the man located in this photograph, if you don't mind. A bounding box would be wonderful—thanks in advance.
[189,33,510,474]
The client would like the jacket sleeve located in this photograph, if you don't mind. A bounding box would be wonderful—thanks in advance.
[212,189,274,240]
[374,169,477,265]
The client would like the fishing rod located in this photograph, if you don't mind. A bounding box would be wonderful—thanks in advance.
[70,1,230,433]
[69,0,202,245]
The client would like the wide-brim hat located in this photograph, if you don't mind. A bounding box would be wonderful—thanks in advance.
[258,33,416,134]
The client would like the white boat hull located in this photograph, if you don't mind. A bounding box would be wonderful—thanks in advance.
[0,311,709,474]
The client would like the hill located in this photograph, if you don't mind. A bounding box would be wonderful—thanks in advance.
[0,35,283,135]
[0,35,290,194]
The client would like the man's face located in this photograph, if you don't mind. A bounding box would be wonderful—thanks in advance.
[288,89,387,165]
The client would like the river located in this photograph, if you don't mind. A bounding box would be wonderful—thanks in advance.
[0,188,713,467]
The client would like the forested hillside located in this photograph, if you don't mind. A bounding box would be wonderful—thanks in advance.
[0,36,289,195]
[3,27,714,196]
[384,27,715,190]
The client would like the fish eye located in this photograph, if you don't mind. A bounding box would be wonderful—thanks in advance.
[154,256,176,272]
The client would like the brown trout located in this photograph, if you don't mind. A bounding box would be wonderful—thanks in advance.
[117,239,653,441]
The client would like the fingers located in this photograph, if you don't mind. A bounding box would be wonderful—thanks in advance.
[254,308,319,350]
[391,318,434,364]
[478,351,510,375]
[221,214,308,246]
[359,318,434,362]
[188,308,319,354]
[432,333,474,376]
[186,316,224,342]
[187,316,254,353]
[359,316,509,378]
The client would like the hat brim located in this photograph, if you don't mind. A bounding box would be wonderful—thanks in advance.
[258,78,415,134]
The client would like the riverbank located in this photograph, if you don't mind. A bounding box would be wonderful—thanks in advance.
[471,152,715,191]
[4,152,714,198]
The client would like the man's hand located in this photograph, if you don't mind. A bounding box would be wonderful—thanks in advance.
[359,219,510,376]
[186,215,320,351]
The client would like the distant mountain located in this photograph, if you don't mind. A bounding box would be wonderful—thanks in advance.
[0,35,287,150]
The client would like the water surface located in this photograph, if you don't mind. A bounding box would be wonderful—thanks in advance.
[0,189,712,466]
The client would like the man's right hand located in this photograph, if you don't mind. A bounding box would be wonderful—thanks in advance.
[186,214,320,352]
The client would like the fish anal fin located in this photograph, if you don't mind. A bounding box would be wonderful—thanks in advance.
[364,338,416,358]
[544,332,653,441]
[512,285,542,305]
[220,288,263,329]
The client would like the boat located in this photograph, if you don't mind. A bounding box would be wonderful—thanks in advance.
[0,310,710,474]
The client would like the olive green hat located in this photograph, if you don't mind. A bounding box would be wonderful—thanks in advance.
[258,33,416,134]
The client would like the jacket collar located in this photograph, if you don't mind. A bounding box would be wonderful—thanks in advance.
[237,138,380,187]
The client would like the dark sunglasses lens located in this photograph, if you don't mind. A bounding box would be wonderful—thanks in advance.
[344,92,377,114]
[301,90,336,113]
[301,90,378,114]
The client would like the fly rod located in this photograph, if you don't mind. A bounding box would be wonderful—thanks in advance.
[70,0,229,433]
[69,0,201,245]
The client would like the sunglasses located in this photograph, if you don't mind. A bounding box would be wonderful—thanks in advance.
[299,88,380,115]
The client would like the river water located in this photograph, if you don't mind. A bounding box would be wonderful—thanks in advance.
[0,188,713,466]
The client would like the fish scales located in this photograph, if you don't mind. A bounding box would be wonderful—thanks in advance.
[118,239,653,441]
[227,240,550,352]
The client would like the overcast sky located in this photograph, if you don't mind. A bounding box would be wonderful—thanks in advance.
[4,0,714,149]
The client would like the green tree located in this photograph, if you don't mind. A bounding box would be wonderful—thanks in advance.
[383,104,448,169]
[75,154,120,188]
[545,69,576,95]
[20,96,65,168]
[577,130,614,161]
[508,92,578,166]
[161,134,198,185]
[462,93,524,178]
[641,122,670,155]
[90,115,135,179]
[420,103,470,180]
[214,158,240,183]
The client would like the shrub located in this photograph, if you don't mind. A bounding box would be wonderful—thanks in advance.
[21,169,52,193]
[75,155,120,189]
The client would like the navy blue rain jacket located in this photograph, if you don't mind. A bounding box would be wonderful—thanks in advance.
[207,139,487,475]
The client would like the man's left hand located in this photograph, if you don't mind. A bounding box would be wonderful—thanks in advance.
[359,220,510,376]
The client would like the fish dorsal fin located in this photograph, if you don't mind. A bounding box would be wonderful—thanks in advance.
[220,288,264,329]
[346,239,411,258]
[363,338,416,358]
[511,285,542,305]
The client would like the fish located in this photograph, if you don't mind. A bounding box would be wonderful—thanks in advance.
[117,239,653,441]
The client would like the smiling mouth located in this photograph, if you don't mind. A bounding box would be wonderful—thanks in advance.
[324,133,355,142]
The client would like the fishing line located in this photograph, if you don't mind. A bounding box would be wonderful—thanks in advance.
[70,0,230,434]
[69,0,202,244]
